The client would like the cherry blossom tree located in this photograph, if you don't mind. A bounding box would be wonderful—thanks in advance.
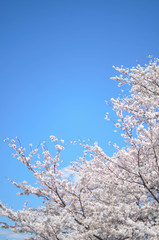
[0,58,159,240]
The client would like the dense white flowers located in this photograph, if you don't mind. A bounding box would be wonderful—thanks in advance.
[0,58,159,239]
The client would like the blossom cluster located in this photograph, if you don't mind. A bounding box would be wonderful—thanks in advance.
[0,58,159,239]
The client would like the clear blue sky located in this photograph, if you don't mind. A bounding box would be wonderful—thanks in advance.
[0,0,159,239]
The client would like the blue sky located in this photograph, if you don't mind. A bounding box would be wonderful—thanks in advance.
[0,0,159,239]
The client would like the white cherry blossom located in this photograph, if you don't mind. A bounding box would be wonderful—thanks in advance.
[0,58,159,239]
